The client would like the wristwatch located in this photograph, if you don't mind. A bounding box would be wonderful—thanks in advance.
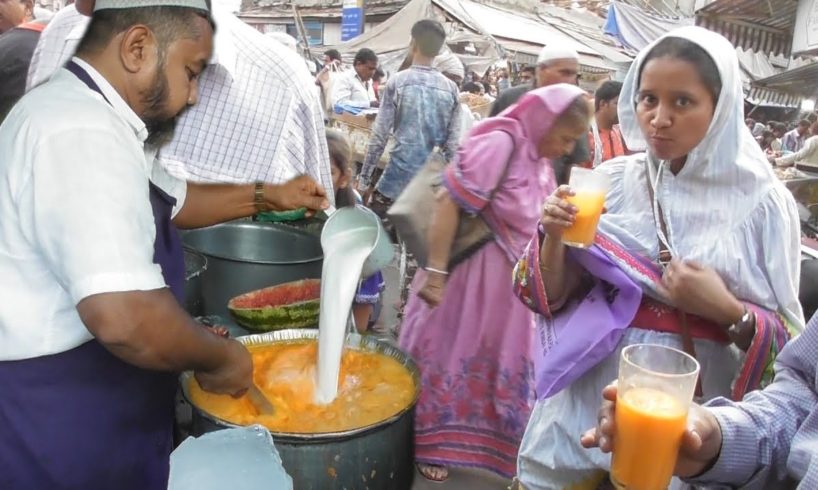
[727,307,756,351]
[254,181,266,212]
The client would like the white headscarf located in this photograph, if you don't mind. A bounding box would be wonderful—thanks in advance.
[433,51,465,81]
[597,26,804,329]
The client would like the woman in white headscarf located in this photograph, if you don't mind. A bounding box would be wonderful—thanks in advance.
[511,26,804,489]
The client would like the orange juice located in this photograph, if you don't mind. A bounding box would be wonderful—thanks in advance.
[562,191,606,247]
[611,387,687,490]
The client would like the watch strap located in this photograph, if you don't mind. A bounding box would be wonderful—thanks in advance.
[254,182,265,212]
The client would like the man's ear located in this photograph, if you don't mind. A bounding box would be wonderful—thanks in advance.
[119,25,156,74]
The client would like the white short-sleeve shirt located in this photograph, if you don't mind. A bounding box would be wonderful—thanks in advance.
[0,58,186,361]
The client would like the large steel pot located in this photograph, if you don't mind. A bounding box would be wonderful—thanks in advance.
[181,222,323,318]
[179,329,419,490]
[183,246,207,317]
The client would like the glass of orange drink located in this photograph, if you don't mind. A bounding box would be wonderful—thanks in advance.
[611,344,700,490]
[562,167,610,248]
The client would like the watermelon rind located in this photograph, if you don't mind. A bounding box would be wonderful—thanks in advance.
[228,279,321,332]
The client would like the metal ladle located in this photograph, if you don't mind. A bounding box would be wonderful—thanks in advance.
[246,384,276,415]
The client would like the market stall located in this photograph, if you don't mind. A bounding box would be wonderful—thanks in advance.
[776,166,818,215]
[327,112,393,175]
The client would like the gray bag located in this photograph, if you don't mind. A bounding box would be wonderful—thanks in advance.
[387,141,514,269]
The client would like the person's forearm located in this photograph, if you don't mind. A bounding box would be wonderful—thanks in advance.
[360,114,391,188]
[539,233,580,309]
[691,366,815,488]
[78,289,232,373]
[426,192,460,270]
[777,141,813,166]
[359,156,379,189]
[172,183,259,229]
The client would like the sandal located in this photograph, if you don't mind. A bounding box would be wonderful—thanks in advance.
[417,463,449,483]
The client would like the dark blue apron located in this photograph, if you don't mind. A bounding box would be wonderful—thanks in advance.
[0,61,186,490]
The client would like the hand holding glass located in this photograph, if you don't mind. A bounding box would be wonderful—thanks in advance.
[611,344,700,490]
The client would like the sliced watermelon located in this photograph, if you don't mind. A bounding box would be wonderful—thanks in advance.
[228,279,321,332]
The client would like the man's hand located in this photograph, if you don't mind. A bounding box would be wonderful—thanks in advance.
[194,340,253,398]
[580,383,723,478]
[78,289,253,398]
[265,175,329,214]
[370,100,380,109]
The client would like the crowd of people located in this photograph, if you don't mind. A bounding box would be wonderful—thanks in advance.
[2,1,818,489]
[743,116,818,167]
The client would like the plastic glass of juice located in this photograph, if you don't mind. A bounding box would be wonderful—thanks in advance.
[611,344,700,490]
[562,167,610,248]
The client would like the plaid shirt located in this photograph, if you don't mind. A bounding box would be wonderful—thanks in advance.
[25,4,86,91]
[24,4,332,192]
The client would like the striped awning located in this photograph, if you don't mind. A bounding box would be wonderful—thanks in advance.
[695,0,797,57]
[754,62,818,99]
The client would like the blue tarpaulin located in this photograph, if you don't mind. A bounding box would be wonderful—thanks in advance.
[604,1,692,52]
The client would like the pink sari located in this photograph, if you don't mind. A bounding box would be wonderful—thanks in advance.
[399,84,587,477]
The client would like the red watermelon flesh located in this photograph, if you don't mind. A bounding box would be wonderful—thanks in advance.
[230,279,321,309]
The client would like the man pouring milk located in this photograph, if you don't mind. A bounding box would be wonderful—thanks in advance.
[0,0,327,488]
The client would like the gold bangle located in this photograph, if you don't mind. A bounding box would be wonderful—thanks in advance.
[254,182,265,212]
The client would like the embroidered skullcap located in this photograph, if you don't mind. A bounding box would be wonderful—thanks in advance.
[94,0,209,12]
[537,45,579,65]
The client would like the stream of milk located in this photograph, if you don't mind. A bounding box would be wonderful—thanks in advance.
[314,226,378,404]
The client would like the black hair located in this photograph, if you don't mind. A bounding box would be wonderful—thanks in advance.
[76,6,214,58]
[373,67,385,81]
[774,122,787,132]
[521,66,536,75]
[410,19,446,57]
[354,48,378,66]
[462,82,481,94]
[641,37,722,105]
[799,119,811,128]
[594,80,622,112]
[324,49,342,62]
[325,129,357,208]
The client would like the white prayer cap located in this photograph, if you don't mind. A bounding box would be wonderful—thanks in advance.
[433,51,465,80]
[94,0,209,12]
[537,45,579,65]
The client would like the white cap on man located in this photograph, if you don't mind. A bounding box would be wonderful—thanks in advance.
[94,0,209,11]
[537,46,579,65]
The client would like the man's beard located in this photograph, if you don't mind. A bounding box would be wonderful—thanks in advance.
[141,68,180,148]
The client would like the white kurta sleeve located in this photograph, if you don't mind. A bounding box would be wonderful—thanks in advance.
[755,186,805,331]
[24,126,167,304]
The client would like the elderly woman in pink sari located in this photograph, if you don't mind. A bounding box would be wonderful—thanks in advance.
[399,84,591,482]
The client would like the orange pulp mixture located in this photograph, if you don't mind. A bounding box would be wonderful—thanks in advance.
[188,341,416,433]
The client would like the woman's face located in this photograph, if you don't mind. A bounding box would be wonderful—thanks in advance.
[636,56,716,162]
[537,119,588,160]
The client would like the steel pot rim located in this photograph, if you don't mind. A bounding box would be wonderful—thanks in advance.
[182,222,324,266]
[179,329,420,441]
